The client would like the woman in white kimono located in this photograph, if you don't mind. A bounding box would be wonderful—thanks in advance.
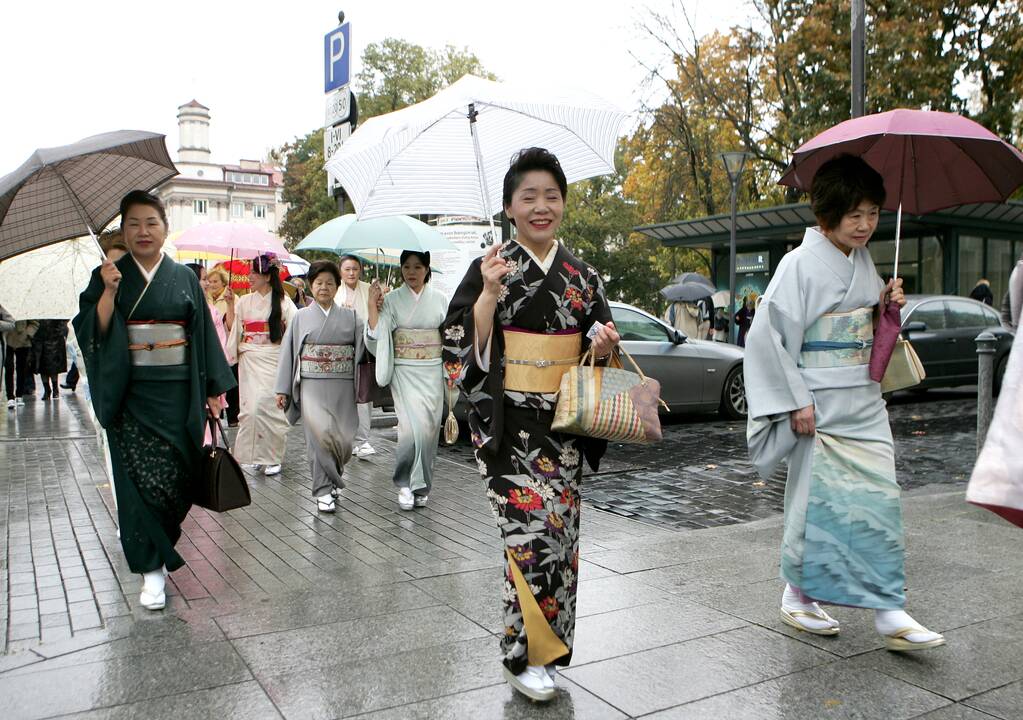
[275,261,363,513]
[335,254,377,458]
[367,251,447,511]
[744,155,944,652]
[229,254,296,476]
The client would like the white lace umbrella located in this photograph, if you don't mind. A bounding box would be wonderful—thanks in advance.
[325,75,628,241]
[0,236,103,319]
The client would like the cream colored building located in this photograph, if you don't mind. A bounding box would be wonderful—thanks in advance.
[155,100,288,235]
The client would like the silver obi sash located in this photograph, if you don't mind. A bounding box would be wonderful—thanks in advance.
[393,328,442,361]
[300,343,355,377]
[127,322,188,366]
[800,307,874,368]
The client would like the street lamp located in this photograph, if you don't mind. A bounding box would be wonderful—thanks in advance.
[721,150,751,344]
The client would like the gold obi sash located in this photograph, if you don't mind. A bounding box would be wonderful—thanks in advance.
[300,343,354,377]
[799,307,874,369]
[393,328,442,361]
[503,327,582,393]
[127,321,188,366]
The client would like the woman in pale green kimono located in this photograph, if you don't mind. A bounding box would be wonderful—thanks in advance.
[745,155,944,652]
[367,251,447,511]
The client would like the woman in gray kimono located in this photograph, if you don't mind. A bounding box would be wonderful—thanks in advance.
[275,261,364,513]
[745,155,944,652]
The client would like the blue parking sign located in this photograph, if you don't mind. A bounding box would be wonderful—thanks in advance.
[324,22,351,93]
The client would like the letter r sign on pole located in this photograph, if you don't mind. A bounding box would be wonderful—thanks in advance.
[324,22,351,93]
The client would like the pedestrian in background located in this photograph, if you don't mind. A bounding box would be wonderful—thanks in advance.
[32,319,68,400]
[367,251,446,511]
[4,318,38,407]
[999,256,1022,332]
[713,306,729,342]
[0,304,15,405]
[969,278,994,306]
[188,263,232,434]
[442,148,620,703]
[73,190,234,611]
[734,295,755,347]
[336,254,378,459]
[745,155,943,652]
[276,261,363,513]
[229,253,296,477]
[206,266,240,426]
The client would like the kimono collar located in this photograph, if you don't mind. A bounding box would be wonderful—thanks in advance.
[514,240,559,273]
[803,226,862,267]
[130,253,165,283]
[316,302,334,318]
[406,285,425,301]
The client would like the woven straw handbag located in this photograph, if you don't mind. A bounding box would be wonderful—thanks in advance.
[552,347,668,444]
[880,338,926,393]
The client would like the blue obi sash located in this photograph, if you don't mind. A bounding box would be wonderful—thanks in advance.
[799,308,874,368]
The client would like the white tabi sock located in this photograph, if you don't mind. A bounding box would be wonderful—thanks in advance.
[782,583,840,631]
[875,609,942,643]
[142,568,166,596]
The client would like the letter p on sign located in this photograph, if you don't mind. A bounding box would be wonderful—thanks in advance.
[324,22,351,93]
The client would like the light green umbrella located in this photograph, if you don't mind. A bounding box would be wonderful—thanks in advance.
[294,214,456,255]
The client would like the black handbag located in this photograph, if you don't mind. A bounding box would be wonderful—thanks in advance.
[356,350,379,404]
[195,414,251,512]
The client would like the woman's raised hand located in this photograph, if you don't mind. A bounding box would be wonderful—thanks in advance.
[480,243,512,299]
[369,279,384,310]
[100,257,122,293]
[882,278,906,308]
[590,321,621,358]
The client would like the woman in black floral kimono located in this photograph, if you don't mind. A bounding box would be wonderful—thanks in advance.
[442,148,620,702]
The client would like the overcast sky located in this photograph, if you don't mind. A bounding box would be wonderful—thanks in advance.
[1,0,755,173]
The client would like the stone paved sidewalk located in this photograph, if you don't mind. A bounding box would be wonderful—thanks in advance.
[2,392,1019,719]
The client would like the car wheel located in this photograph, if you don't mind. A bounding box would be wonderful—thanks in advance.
[719,365,747,420]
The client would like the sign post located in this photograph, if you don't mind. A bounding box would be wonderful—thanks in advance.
[323,12,356,209]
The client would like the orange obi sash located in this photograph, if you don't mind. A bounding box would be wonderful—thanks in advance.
[502,327,581,393]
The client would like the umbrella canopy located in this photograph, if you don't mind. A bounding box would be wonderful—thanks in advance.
[672,272,715,290]
[661,282,714,303]
[779,109,1023,214]
[174,222,288,260]
[711,290,731,308]
[326,75,628,221]
[295,214,455,255]
[0,236,103,319]
[281,254,310,277]
[0,130,177,261]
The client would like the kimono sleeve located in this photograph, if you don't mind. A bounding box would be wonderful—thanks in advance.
[274,315,299,399]
[370,295,397,387]
[743,257,813,479]
[441,257,488,392]
[71,267,130,428]
[581,266,613,356]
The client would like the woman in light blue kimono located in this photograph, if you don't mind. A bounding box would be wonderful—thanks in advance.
[367,251,447,511]
[744,155,944,652]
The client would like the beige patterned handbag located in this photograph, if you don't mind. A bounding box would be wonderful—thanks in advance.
[880,338,926,393]
[552,347,668,444]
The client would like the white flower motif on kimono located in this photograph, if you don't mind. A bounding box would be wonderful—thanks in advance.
[529,583,542,595]
[518,430,530,443]
[526,477,557,502]
[477,457,488,476]
[503,580,517,603]
[486,488,507,506]
[444,325,465,342]
[559,446,580,468]
[561,568,576,589]
[498,285,510,302]
[504,260,519,276]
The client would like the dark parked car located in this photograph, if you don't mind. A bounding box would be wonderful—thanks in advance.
[610,301,747,419]
[899,294,1014,392]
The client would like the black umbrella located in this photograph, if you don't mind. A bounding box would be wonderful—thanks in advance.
[660,281,714,303]
[0,130,177,261]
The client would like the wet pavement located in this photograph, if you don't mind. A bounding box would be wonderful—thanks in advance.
[2,387,1018,720]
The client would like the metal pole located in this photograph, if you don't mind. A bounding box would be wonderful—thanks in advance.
[975,331,997,454]
[728,184,738,344]
[851,0,866,118]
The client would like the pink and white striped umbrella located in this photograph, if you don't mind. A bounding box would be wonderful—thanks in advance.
[173,221,287,260]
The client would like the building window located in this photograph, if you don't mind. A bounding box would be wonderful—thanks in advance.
[253,204,267,219]
[193,199,208,215]
[228,171,270,186]
[231,202,243,218]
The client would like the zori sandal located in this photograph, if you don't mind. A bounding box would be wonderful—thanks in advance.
[781,606,840,636]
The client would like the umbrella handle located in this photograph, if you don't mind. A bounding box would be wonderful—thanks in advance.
[893,202,902,282]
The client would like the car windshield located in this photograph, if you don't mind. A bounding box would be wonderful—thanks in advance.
[611,307,672,341]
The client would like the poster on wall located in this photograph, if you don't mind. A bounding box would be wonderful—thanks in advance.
[430,222,499,300]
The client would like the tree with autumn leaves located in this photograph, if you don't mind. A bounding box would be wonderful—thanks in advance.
[280,9,1022,314]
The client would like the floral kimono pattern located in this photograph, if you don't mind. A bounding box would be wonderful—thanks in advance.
[442,240,612,675]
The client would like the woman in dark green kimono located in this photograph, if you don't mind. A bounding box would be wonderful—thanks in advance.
[73,191,235,610]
